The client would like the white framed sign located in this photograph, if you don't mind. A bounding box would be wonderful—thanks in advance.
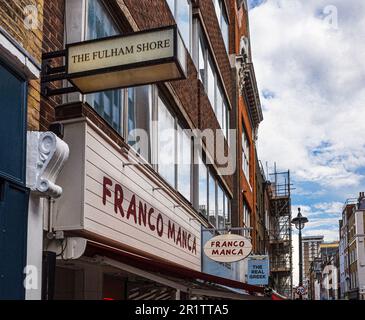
[54,121,201,271]
[203,234,252,263]
[66,25,187,94]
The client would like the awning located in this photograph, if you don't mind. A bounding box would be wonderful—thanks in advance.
[84,241,268,300]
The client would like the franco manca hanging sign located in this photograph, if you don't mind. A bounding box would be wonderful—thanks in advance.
[41,25,187,96]
[204,234,252,263]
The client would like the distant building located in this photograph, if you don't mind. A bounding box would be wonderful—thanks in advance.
[339,193,365,300]
[308,242,340,300]
[302,235,324,286]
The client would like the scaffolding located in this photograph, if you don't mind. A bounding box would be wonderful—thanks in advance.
[268,168,293,299]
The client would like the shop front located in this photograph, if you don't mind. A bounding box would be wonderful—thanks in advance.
[48,117,265,300]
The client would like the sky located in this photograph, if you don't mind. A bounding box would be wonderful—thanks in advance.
[247,0,365,285]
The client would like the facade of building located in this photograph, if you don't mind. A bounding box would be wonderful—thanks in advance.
[302,235,324,287]
[308,242,340,300]
[0,0,280,300]
[254,155,269,256]
[339,193,365,300]
[0,0,44,299]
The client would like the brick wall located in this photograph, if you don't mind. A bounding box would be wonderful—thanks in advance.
[229,1,259,248]
[39,0,64,131]
[123,0,235,192]
[0,0,44,131]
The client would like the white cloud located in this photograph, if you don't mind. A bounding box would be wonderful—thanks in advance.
[313,202,343,214]
[250,0,365,189]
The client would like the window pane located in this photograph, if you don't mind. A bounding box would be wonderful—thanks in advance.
[222,9,229,51]
[86,0,122,134]
[207,58,215,110]
[242,128,250,180]
[158,97,176,186]
[198,37,206,85]
[176,0,191,52]
[224,195,230,225]
[217,185,224,230]
[166,0,175,14]
[214,0,221,23]
[208,172,216,227]
[177,126,191,201]
[225,106,229,141]
[128,86,152,161]
[198,156,208,217]
[216,86,223,128]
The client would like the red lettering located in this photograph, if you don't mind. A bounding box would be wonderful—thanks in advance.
[176,227,182,246]
[168,221,176,241]
[148,208,155,231]
[114,183,124,217]
[187,234,192,251]
[182,230,187,249]
[102,177,112,205]
[127,195,137,223]
[138,202,147,226]
[192,237,197,255]
[156,214,164,237]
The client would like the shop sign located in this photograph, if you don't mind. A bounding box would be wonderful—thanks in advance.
[203,234,252,263]
[54,122,201,271]
[102,176,197,255]
[247,256,269,285]
[66,25,186,94]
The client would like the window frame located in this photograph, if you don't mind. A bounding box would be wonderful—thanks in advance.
[156,94,193,203]
[193,19,230,140]
[213,0,230,52]
[166,0,192,53]
[199,152,231,230]
[242,124,250,182]
[84,0,124,135]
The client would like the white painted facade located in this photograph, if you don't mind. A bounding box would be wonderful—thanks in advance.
[54,119,205,271]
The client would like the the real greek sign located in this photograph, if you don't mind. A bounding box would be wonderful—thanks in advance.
[66,25,186,93]
[247,256,269,285]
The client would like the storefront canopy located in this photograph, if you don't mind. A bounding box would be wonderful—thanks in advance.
[85,241,268,300]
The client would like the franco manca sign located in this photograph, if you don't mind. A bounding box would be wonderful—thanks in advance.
[204,234,252,263]
[66,25,187,94]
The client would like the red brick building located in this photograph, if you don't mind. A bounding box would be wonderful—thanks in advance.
[0,0,266,300]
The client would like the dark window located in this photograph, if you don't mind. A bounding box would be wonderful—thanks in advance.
[0,61,27,184]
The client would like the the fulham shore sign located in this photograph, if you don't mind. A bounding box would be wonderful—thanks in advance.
[204,234,252,263]
[66,25,187,94]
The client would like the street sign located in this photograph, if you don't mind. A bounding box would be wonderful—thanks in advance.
[296,286,306,296]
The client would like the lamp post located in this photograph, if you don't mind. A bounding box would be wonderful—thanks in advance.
[291,207,308,299]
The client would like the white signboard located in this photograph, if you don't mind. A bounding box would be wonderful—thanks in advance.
[66,26,186,93]
[204,234,252,263]
[54,121,201,271]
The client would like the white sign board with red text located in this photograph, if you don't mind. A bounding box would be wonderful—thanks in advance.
[203,234,252,263]
[54,120,201,271]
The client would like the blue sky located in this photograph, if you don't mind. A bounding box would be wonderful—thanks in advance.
[248,0,365,284]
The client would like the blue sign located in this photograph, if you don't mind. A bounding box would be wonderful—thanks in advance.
[247,257,269,285]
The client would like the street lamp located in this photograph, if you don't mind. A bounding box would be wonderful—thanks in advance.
[291,207,308,299]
